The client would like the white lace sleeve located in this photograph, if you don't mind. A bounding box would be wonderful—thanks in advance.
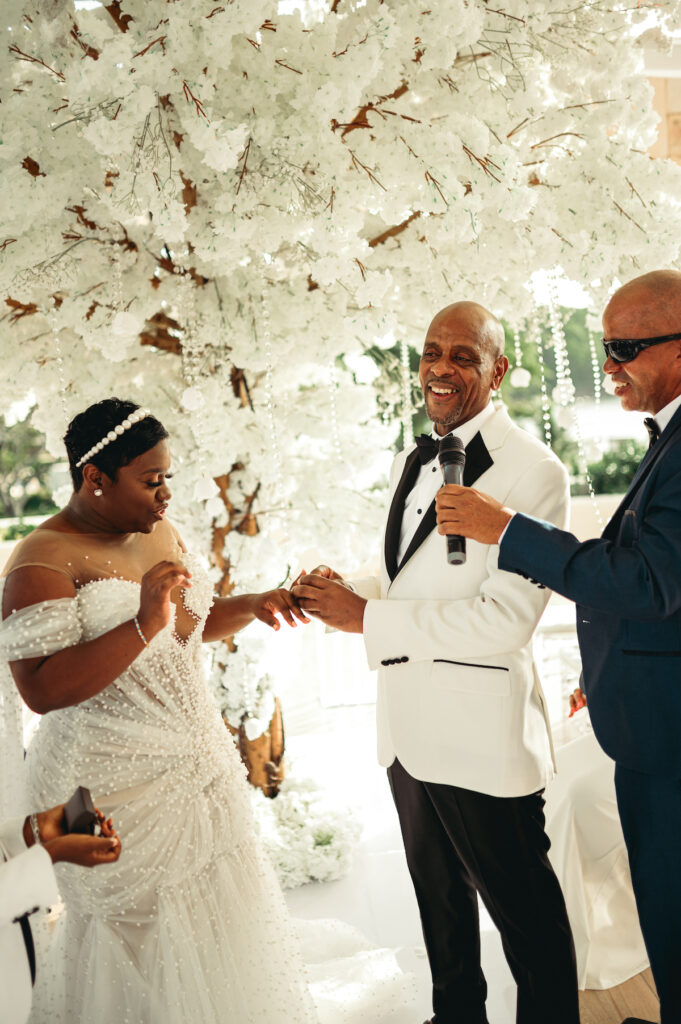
[0,590,82,821]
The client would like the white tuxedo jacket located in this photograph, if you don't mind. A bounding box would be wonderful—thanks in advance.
[0,820,58,1024]
[355,404,569,797]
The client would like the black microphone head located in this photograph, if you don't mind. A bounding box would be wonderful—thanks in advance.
[438,434,465,467]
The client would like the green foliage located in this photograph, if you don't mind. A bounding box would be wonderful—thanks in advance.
[582,438,647,495]
[0,410,58,518]
[1,522,36,541]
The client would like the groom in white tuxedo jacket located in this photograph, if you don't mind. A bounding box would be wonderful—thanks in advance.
[0,819,58,1024]
[294,301,579,1024]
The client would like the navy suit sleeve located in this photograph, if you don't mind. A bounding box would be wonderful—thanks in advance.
[499,466,681,620]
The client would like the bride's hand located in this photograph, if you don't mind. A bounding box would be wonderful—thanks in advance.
[251,589,311,630]
[44,832,122,868]
[137,560,193,639]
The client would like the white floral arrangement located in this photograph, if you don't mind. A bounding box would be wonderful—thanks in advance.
[251,773,362,889]
[210,640,277,739]
[2,0,681,727]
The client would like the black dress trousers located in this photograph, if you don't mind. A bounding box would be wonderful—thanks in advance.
[388,758,579,1024]
[615,763,681,1024]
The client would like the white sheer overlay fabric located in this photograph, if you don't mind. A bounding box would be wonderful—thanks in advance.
[0,559,412,1023]
[0,598,81,821]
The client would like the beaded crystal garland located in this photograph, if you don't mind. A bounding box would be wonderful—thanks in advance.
[75,408,151,467]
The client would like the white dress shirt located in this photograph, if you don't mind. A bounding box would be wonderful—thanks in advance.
[653,392,681,434]
[397,403,496,566]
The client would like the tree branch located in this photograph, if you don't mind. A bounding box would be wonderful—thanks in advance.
[9,45,64,81]
[104,2,133,33]
[348,149,386,190]
[333,81,408,138]
[368,210,421,247]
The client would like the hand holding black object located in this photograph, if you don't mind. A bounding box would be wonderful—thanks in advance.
[24,802,122,867]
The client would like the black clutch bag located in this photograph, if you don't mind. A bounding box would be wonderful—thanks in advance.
[64,785,96,835]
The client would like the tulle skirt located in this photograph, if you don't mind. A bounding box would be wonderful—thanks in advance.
[27,718,413,1024]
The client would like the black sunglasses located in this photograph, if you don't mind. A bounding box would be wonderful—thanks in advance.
[602,331,681,364]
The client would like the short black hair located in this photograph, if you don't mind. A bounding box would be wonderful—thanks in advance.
[64,398,169,490]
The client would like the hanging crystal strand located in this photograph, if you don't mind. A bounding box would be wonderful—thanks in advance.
[112,244,123,312]
[586,324,604,452]
[400,337,414,448]
[546,277,604,531]
[259,282,285,498]
[180,262,211,495]
[546,276,575,412]
[41,214,70,428]
[180,263,200,384]
[528,309,552,448]
[509,322,531,389]
[513,327,523,368]
[588,327,602,406]
[47,302,70,428]
[327,359,344,464]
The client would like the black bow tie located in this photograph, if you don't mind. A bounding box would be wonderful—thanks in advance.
[644,417,660,448]
[415,434,442,465]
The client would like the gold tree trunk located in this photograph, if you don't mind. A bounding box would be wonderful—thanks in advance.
[225,699,285,798]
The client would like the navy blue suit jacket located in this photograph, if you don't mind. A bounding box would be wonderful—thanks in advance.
[499,404,681,777]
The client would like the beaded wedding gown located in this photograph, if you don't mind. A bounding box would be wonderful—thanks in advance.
[0,524,412,1024]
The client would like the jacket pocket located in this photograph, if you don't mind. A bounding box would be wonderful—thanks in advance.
[431,659,511,697]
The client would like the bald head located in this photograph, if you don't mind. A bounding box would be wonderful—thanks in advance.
[603,270,681,415]
[429,301,506,360]
[604,270,681,339]
[419,300,508,434]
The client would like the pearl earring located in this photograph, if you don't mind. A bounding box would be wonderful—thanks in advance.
[94,488,103,497]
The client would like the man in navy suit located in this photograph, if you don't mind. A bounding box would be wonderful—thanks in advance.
[435,268,681,1024]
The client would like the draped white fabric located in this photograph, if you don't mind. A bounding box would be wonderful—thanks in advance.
[544,725,649,990]
[0,597,81,822]
[0,562,412,1023]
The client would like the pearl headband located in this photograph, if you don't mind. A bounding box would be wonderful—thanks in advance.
[75,408,151,468]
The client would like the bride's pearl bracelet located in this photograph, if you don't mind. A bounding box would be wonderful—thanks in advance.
[134,616,149,647]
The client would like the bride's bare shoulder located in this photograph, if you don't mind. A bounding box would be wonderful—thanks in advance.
[3,520,77,567]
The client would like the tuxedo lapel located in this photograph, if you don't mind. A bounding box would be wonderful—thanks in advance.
[604,406,681,539]
[384,448,421,581]
[462,431,495,488]
[393,431,494,579]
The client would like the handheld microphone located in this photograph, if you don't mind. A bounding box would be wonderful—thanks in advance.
[438,434,466,566]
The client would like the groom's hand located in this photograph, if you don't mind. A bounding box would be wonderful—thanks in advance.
[292,574,366,633]
[291,565,351,587]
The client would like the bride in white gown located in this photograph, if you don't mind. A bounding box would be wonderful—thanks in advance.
[0,398,411,1024]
